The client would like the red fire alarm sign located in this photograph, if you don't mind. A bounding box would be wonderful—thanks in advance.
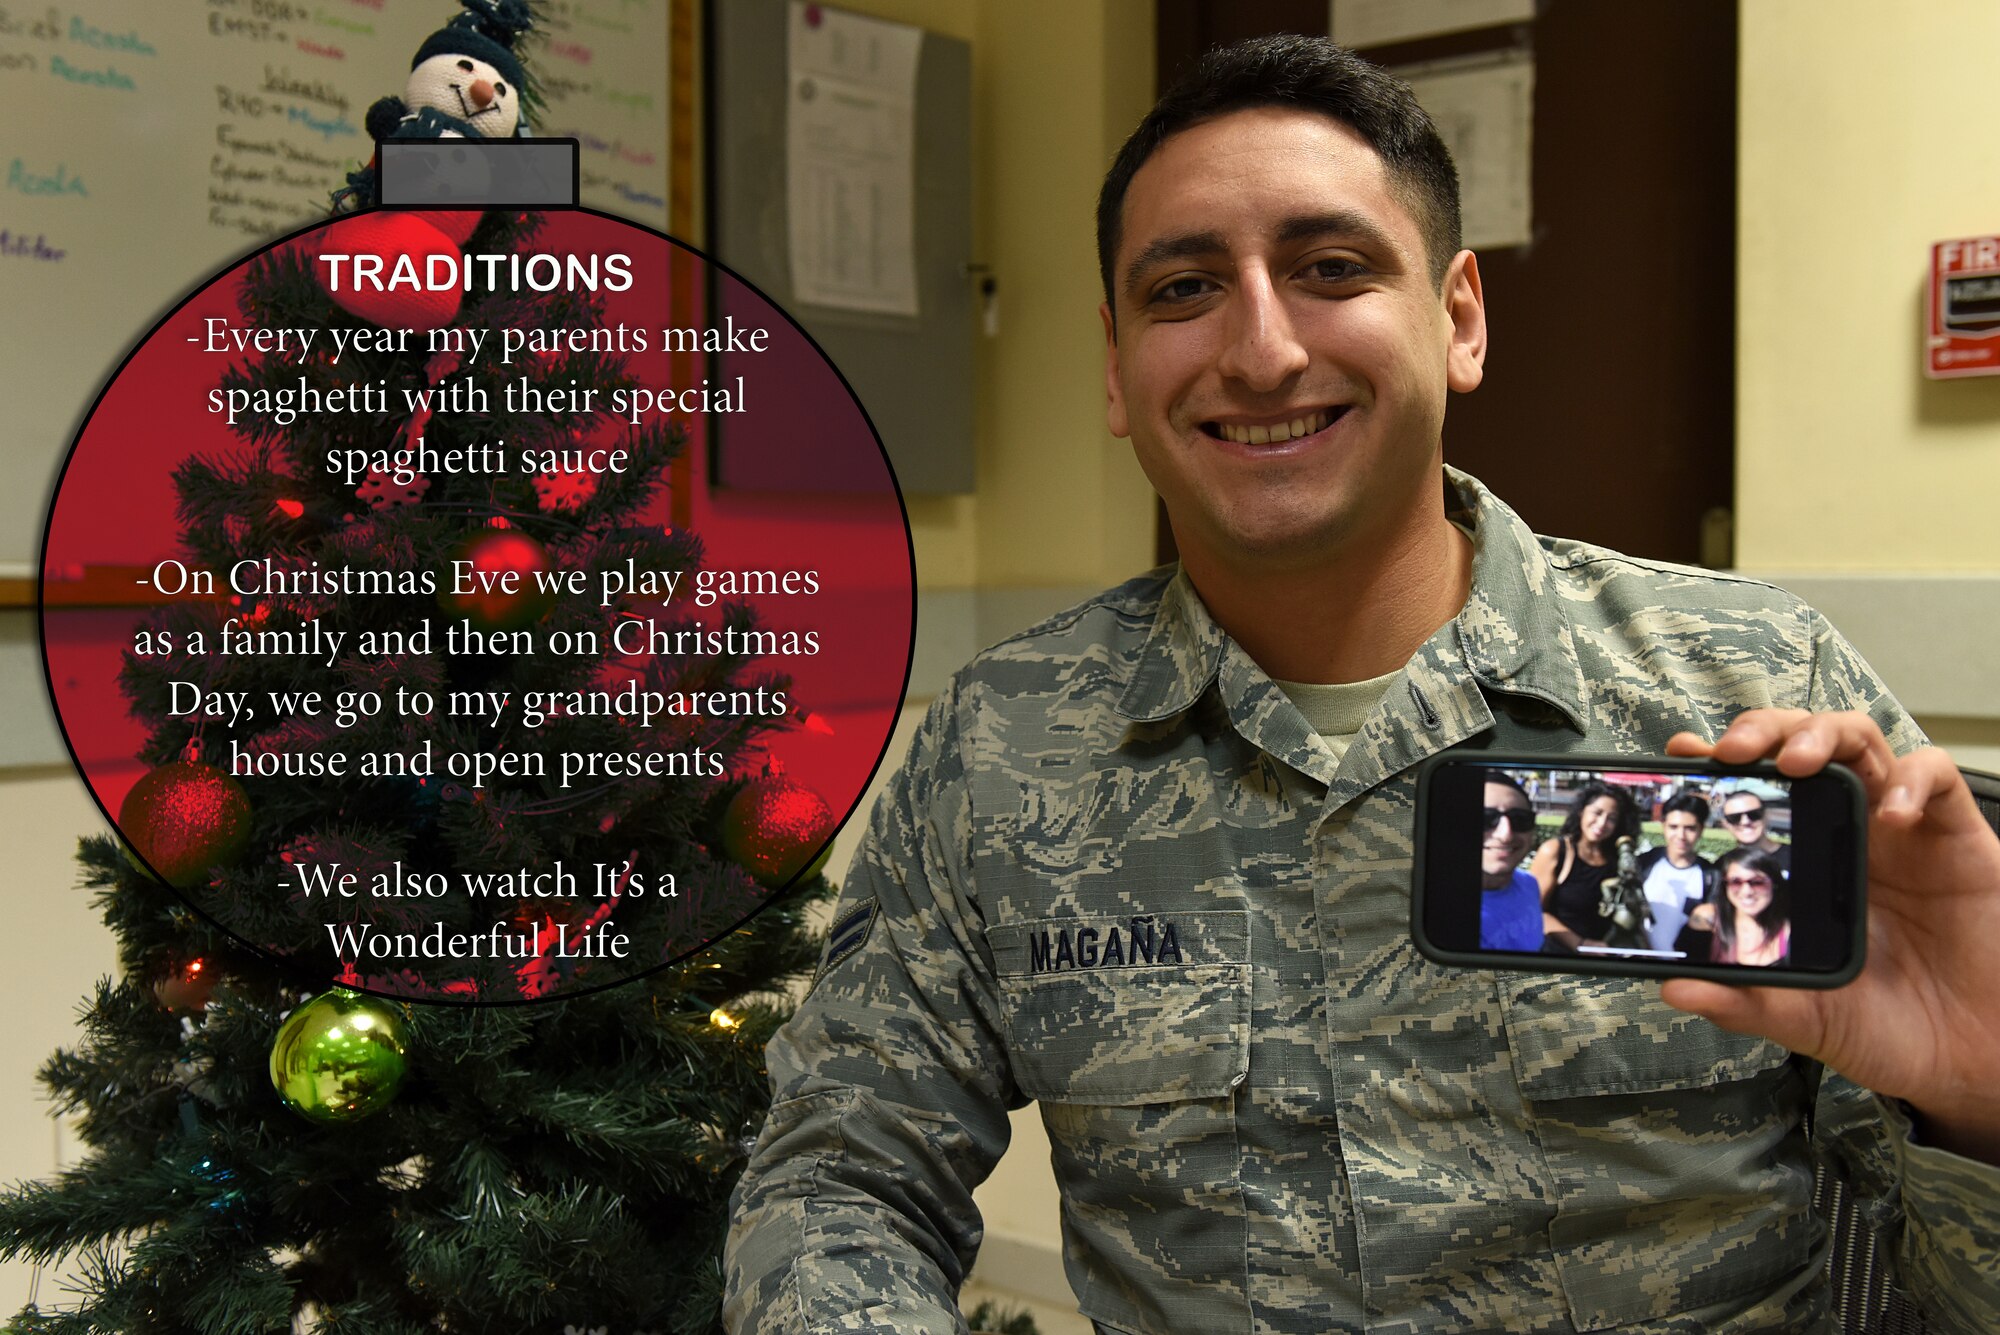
[1928,234,2000,378]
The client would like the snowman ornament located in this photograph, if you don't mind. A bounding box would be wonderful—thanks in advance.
[393,49,521,140]
[362,0,536,145]
[339,0,535,208]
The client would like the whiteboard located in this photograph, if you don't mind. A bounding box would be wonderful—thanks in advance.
[0,0,671,565]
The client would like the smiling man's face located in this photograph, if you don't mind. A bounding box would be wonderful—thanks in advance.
[1662,810,1702,865]
[1481,780,1534,889]
[1722,795,1767,848]
[1102,106,1484,579]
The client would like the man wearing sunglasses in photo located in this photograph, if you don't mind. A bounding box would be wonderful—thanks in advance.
[1721,789,1793,874]
[1478,774,1543,952]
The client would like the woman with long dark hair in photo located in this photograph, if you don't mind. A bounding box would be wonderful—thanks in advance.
[1703,846,1792,966]
[1532,780,1642,951]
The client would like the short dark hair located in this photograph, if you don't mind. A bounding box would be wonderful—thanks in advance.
[1484,771,1531,806]
[1661,791,1711,826]
[1096,34,1462,312]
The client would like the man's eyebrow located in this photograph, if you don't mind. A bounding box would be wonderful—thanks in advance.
[1274,209,1400,255]
[1119,230,1227,301]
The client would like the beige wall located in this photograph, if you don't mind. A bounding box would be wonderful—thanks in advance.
[0,771,123,1308]
[1737,1,2000,572]
[837,0,1158,593]
[970,0,1157,588]
[805,0,1159,1278]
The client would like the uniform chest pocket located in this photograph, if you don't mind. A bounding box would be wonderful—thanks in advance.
[989,910,1252,1335]
[988,910,1249,1104]
[1500,975,1816,1332]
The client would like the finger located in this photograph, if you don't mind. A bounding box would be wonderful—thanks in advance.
[1771,713,1896,797]
[1665,731,1713,758]
[1882,745,1986,835]
[1707,709,1814,765]
[1658,978,1830,1059]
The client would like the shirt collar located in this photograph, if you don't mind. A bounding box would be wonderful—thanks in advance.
[1444,466,1591,731]
[1114,467,1590,731]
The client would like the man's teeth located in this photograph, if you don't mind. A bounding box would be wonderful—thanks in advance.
[1217,410,1333,445]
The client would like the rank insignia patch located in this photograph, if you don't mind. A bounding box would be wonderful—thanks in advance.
[818,899,877,982]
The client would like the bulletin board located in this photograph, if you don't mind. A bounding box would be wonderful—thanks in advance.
[0,0,674,571]
[704,0,975,494]
[0,0,683,766]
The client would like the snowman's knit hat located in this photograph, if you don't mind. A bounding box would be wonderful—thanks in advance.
[412,0,539,126]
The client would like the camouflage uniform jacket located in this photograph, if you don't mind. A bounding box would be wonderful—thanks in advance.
[726,470,2000,1335]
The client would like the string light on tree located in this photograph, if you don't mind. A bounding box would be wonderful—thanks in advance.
[153,957,217,1013]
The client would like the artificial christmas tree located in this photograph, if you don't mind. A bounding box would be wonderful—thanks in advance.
[4,160,849,1335]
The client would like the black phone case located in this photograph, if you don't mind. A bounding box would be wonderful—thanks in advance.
[1410,751,1868,989]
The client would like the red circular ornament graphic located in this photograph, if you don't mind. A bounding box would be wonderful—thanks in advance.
[42,209,915,1004]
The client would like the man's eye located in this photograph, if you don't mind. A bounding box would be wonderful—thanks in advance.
[1307,258,1365,283]
[1152,277,1208,304]
[458,60,475,72]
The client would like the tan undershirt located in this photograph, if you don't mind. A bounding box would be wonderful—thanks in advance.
[1272,667,1402,767]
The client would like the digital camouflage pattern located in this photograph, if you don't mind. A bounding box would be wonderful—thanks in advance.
[725,470,2000,1335]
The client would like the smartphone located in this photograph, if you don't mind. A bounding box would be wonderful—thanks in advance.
[1411,752,1867,987]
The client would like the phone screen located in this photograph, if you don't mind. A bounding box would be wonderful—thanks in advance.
[1416,758,1864,981]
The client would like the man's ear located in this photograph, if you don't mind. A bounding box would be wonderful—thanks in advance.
[1443,250,1487,394]
[1101,302,1129,438]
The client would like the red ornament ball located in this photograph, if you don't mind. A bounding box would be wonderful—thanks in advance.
[722,772,836,888]
[406,209,481,247]
[437,529,557,632]
[313,213,462,331]
[153,957,217,1012]
[119,761,254,889]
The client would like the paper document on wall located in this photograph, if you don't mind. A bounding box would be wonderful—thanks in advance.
[787,1,922,317]
[1331,0,1534,50]
[1401,52,1535,251]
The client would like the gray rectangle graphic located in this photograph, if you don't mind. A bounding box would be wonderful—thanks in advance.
[378,140,579,208]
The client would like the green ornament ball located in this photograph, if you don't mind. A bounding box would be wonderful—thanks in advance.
[269,988,408,1125]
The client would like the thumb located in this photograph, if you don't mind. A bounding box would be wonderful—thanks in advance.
[1659,979,1829,1058]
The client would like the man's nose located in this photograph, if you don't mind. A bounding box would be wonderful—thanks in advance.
[1216,268,1308,390]
[469,79,496,108]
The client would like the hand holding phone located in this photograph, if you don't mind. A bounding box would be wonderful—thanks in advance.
[1412,751,1867,987]
[1659,713,2000,1163]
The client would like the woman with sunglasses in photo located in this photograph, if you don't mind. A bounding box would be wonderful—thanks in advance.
[1695,847,1792,966]
[1532,781,1643,952]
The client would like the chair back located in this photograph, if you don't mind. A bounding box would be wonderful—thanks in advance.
[1817,765,2000,1334]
